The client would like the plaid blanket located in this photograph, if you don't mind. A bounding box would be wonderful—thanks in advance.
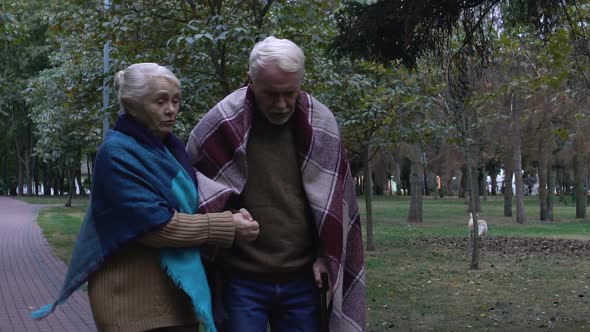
[186,87,366,332]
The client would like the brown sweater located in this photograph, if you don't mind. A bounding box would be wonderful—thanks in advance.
[88,211,234,332]
[220,114,318,280]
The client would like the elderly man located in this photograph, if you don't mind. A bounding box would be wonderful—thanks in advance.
[187,36,365,332]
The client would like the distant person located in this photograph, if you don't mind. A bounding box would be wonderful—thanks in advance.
[187,37,366,332]
[391,176,398,195]
[32,63,259,332]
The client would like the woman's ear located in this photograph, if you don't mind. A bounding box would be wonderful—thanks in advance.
[122,99,137,117]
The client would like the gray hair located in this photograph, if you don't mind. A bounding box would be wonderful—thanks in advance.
[114,63,180,114]
[248,36,305,82]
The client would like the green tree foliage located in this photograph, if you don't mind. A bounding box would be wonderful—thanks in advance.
[330,0,498,68]
[2,0,345,198]
[91,0,336,137]
[0,1,54,195]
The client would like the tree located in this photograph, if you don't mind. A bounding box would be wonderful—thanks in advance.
[315,59,401,250]
[16,0,344,203]
[24,5,103,205]
[0,1,52,196]
[330,0,498,68]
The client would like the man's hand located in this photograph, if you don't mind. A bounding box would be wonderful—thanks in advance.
[313,257,330,289]
[232,208,259,242]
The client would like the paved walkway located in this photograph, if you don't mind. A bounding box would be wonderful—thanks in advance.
[0,197,96,332]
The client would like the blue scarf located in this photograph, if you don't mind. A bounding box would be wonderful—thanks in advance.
[32,114,216,332]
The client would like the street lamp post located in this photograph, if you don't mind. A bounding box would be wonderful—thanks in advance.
[102,0,111,140]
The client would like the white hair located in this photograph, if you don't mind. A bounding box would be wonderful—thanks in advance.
[114,63,180,114]
[248,36,305,82]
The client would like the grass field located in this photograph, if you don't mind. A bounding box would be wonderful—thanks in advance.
[18,194,590,331]
[15,196,89,263]
[362,195,590,331]
[15,195,89,206]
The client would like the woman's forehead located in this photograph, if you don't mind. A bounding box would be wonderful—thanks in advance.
[149,77,180,93]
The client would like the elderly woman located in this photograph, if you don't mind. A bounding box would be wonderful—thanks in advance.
[32,63,259,332]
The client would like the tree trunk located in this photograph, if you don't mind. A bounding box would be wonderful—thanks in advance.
[445,174,453,197]
[65,166,76,207]
[76,169,86,196]
[513,143,526,224]
[17,161,24,196]
[1,149,7,195]
[61,165,67,195]
[547,166,555,221]
[463,149,479,270]
[33,157,39,195]
[490,169,498,195]
[393,161,401,195]
[475,167,481,212]
[459,166,467,200]
[574,154,587,219]
[504,168,513,217]
[407,144,423,223]
[503,146,514,217]
[481,165,488,201]
[86,153,94,191]
[57,165,65,195]
[14,121,34,196]
[422,152,429,196]
[539,153,549,221]
[25,123,33,196]
[28,153,35,196]
[41,162,50,195]
[512,96,526,224]
[363,146,375,251]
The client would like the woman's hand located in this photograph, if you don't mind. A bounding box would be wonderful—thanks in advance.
[232,208,259,242]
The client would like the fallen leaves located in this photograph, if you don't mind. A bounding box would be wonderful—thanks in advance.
[412,236,590,257]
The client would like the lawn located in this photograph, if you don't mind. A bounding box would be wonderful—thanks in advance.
[362,195,590,331]
[20,195,590,331]
[18,196,89,263]
[15,195,89,206]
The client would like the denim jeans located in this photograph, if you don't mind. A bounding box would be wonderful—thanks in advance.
[222,274,320,332]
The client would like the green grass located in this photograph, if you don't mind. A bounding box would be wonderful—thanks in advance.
[360,195,590,331]
[361,195,590,240]
[366,244,590,331]
[35,200,88,263]
[29,194,590,331]
[15,195,89,206]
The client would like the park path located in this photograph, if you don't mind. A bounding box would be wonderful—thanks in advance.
[0,196,96,332]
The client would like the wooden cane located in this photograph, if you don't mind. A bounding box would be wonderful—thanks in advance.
[320,272,329,332]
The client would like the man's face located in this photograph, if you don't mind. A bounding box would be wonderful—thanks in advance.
[131,77,180,140]
[249,64,302,125]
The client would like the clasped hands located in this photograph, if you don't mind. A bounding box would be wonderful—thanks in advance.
[232,208,260,242]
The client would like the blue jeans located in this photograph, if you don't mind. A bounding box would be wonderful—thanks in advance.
[222,274,320,332]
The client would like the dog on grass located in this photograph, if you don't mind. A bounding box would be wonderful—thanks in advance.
[468,212,488,239]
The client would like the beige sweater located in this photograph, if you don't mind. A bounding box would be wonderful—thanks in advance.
[88,211,234,332]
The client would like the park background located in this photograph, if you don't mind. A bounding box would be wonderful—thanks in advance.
[2,0,590,330]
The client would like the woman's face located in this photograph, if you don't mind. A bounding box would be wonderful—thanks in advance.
[132,77,180,140]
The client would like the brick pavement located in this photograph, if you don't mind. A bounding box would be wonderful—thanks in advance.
[0,197,96,332]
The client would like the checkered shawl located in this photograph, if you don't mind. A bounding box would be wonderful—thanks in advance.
[186,87,366,331]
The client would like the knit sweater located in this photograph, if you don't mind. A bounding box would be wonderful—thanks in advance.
[88,211,235,332]
[220,114,317,280]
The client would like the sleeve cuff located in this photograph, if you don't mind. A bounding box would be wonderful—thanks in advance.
[207,211,236,248]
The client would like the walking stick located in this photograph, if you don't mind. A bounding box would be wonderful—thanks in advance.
[320,272,330,332]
